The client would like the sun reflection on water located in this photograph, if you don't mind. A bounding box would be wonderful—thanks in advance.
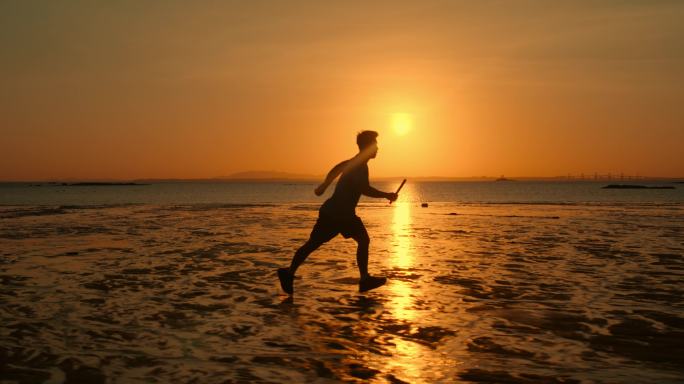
[389,200,415,322]
[391,201,413,269]
[390,185,417,306]
[385,186,427,380]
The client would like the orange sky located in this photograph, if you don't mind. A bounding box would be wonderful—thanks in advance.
[1,1,683,180]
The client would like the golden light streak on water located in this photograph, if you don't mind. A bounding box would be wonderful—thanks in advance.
[388,280,415,321]
[383,337,430,382]
[384,191,429,381]
[391,201,413,269]
[388,189,417,321]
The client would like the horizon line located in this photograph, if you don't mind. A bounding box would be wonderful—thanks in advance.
[2,175,683,183]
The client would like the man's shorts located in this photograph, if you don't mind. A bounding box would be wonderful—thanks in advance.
[309,214,367,243]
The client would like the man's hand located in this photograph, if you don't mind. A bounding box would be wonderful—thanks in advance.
[387,192,398,202]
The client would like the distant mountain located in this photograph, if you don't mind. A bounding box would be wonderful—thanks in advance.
[220,171,318,180]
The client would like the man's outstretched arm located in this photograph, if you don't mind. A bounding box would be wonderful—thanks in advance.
[315,160,349,196]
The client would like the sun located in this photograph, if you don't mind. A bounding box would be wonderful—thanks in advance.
[392,113,413,136]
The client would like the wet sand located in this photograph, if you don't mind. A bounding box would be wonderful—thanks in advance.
[1,202,683,383]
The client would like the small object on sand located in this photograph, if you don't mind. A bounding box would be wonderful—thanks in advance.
[421,203,428,208]
[359,275,387,292]
[602,184,674,189]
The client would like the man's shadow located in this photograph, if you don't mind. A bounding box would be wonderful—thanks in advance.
[278,293,385,317]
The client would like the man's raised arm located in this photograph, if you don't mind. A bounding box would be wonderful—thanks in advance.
[314,160,349,196]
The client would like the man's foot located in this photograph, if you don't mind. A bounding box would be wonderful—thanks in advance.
[277,268,294,295]
[359,275,387,292]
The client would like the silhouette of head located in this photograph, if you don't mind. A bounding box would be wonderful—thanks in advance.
[357,130,378,159]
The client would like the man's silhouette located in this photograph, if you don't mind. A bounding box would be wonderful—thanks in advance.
[277,131,398,294]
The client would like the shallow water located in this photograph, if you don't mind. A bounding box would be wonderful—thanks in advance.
[1,201,683,383]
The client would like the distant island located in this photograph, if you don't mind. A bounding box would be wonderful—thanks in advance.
[30,182,147,187]
[495,177,515,182]
[221,171,318,181]
[132,171,320,183]
[67,182,147,186]
[602,184,675,190]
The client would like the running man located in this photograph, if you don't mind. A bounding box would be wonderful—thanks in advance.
[277,131,398,294]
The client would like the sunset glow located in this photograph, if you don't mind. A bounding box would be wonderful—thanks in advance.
[1,1,683,180]
[392,113,413,136]
[2,3,681,382]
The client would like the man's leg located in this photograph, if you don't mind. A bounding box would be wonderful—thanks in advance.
[291,217,338,275]
[349,217,386,292]
[278,218,337,294]
[350,221,370,279]
[289,237,327,275]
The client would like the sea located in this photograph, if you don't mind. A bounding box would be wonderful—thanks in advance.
[1,180,683,206]
[1,181,682,383]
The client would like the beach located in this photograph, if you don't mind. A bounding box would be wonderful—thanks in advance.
[4,0,683,381]
[1,187,683,383]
